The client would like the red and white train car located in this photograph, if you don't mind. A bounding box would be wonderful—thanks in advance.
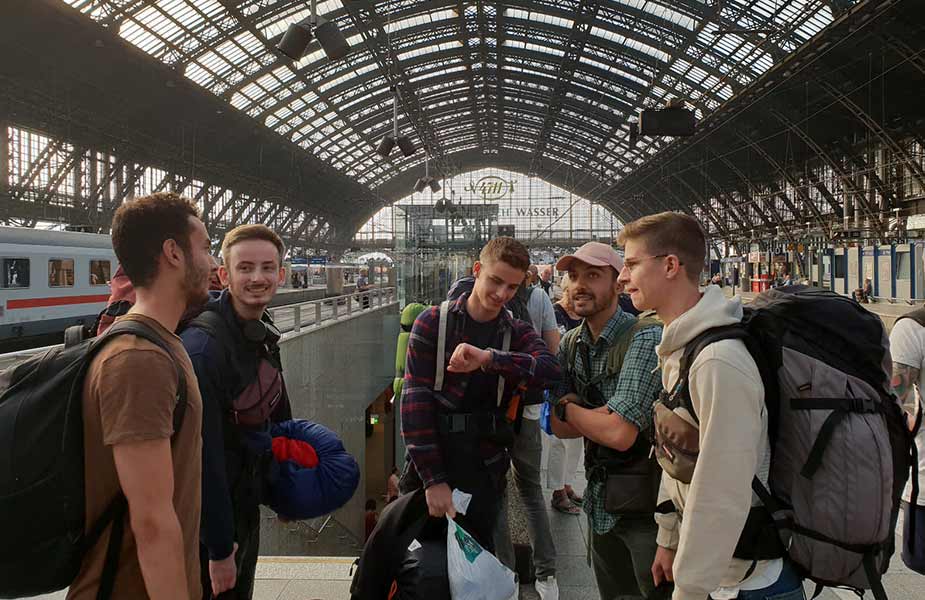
[0,226,117,341]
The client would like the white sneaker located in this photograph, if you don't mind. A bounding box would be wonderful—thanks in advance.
[534,576,559,600]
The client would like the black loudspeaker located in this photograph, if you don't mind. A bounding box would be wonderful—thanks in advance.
[377,135,396,157]
[395,135,416,157]
[276,22,312,60]
[639,107,696,136]
[315,19,350,60]
[498,225,515,237]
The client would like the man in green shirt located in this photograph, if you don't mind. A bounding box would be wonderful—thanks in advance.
[550,242,668,600]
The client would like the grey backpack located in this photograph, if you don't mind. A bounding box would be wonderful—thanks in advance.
[659,287,913,600]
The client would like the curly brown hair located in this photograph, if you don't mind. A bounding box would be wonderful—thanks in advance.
[110,192,201,288]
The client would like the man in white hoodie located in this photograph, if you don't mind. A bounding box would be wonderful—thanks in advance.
[617,212,804,600]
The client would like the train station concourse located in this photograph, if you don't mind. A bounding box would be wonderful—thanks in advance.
[2,1,925,599]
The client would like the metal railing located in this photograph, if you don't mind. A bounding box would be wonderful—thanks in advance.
[269,287,397,335]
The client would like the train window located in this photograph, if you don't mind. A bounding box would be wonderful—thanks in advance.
[89,260,111,286]
[48,259,75,287]
[1,258,30,288]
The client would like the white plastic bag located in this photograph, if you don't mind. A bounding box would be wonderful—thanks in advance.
[445,491,516,600]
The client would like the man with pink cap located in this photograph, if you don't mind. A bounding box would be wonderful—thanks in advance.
[549,241,670,600]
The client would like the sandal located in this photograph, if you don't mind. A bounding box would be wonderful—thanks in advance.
[551,492,580,515]
[566,489,584,506]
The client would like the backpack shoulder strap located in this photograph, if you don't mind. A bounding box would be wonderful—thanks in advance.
[101,319,188,436]
[896,307,925,329]
[606,314,663,376]
[495,325,511,408]
[676,324,749,423]
[561,326,582,372]
[434,301,451,392]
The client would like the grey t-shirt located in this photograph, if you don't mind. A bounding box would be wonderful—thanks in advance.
[523,285,557,419]
[526,285,557,335]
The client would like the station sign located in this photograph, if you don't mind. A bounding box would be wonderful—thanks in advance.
[309,256,327,265]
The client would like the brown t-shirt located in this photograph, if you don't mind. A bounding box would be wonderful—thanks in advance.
[67,314,203,600]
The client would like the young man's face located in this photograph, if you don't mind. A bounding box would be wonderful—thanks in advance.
[220,239,285,312]
[181,216,214,308]
[567,261,620,318]
[472,259,525,316]
[618,238,671,312]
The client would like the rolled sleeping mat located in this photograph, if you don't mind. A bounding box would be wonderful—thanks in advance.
[269,419,360,520]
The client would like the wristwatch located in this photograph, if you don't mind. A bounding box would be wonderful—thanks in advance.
[554,399,570,423]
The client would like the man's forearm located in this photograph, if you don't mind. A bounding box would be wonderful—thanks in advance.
[132,509,190,600]
[565,403,637,451]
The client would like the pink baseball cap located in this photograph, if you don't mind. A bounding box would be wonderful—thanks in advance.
[556,242,624,274]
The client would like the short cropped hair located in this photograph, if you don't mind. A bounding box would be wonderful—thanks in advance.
[220,224,285,265]
[617,212,706,282]
[110,192,201,288]
[479,237,530,272]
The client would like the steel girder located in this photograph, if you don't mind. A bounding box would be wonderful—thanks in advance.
[528,0,599,175]
[768,107,884,232]
[817,79,925,191]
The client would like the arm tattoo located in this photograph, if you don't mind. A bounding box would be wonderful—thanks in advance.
[891,362,920,416]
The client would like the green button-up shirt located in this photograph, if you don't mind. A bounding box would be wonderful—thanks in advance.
[554,308,663,534]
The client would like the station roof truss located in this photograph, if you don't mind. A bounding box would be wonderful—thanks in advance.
[57,0,858,232]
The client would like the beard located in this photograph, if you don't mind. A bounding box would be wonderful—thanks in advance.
[181,256,211,309]
[572,286,617,318]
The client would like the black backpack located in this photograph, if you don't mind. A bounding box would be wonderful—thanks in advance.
[0,319,187,600]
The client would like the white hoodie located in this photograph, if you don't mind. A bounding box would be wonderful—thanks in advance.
[654,285,779,600]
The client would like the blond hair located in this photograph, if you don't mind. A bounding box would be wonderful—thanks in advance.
[221,224,285,264]
[479,236,530,272]
[617,212,705,283]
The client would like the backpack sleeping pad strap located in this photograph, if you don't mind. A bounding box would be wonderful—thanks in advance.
[87,320,188,600]
[434,300,511,407]
[434,301,451,392]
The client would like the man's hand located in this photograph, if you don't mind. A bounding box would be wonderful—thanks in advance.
[425,483,456,519]
[208,542,238,597]
[447,343,491,373]
[651,545,676,587]
[557,392,581,405]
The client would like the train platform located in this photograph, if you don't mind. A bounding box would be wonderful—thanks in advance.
[722,288,919,332]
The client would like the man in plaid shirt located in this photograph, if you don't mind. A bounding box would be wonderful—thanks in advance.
[400,237,561,551]
[549,242,669,600]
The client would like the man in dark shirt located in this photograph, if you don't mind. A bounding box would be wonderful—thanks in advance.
[181,224,292,600]
[400,237,562,550]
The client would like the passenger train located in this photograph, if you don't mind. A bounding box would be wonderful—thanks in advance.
[0,226,117,344]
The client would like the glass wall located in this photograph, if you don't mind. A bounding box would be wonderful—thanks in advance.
[356,167,621,244]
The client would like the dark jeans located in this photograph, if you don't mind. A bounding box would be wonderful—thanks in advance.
[589,514,670,600]
[732,560,805,600]
[494,417,557,578]
[200,505,260,600]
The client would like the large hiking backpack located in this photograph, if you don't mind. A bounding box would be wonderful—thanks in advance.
[394,303,430,398]
[0,319,187,599]
[659,286,912,599]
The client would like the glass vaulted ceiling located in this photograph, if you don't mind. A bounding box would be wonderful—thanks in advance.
[62,0,853,191]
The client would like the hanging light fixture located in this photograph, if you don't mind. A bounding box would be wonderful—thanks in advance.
[276,0,350,61]
[377,88,415,158]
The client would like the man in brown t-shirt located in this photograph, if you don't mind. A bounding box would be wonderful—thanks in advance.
[67,192,214,600]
